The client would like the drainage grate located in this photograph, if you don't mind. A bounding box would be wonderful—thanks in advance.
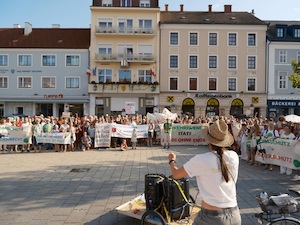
[70,168,91,172]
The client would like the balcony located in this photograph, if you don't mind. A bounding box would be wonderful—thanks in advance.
[95,53,155,63]
[88,82,159,94]
[95,26,155,36]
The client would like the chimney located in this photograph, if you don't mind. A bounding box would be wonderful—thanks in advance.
[251,9,255,15]
[24,22,32,36]
[52,24,60,28]
[13,24,21,28]
[180,4,184,12]
[208,5,212,12]
[224,5,232,13]
[165,4,168,12]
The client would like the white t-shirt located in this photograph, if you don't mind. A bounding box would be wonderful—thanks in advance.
[184,150,239,208]
[280,132,295,140]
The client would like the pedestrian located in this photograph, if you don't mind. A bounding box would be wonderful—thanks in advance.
[120,139,128,151]
[168,120,241,225]
[163,118,172,149]
[147,119,154,147]
[131,128,137,149]
[81,131,91,152]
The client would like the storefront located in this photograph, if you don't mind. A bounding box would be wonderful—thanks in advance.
[267,100,300,119]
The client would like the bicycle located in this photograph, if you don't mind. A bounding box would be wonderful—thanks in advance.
[255,190,300,224]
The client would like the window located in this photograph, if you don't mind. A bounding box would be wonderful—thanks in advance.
[208,78,217,91]
[98,44,112,55]
[278,71,288,89]
[66,77,79,89]
[138,70,151,83]
[279,50,287,63]
[118,19,133,33]
[66,55,79,66]
[139,19,152,28]
[209,33,217,45]
[209,56,217,69]
[248,33,256,46]
[138,44,152,55]
[189,33,198,45]
[121,0,131,7]
[189,77,197,91]
[0,55,8,66]
[18,77,32,88]
[18,55,32,66]
[15,107,24,115]
[295,28,300,38]
[170,32,178,45]
[228,33,237,46]
[119,70,131,83]
[247,78,256,91]
[277,28,284,37]
[189,55,198,68]
[102,0,112,6]
[99,18,113,30]
[0,77,8,88]
[98,69,112,83]
[140,0,150,7]
[228,56,237,69]
[42,77,55,88]
[42,55,56,66]
[170,77,178,91]
[248,56,256,69]
[170,55,178,68]
[228,78,236,91]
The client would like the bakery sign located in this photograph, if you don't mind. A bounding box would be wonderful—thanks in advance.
[44,94,64,99]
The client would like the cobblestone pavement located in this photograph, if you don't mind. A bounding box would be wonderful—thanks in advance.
[1,145,300,225]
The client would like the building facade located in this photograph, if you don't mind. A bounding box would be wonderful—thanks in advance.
[0,23,90,117]
[88,0,160,117]
[266,21,300,118]
[159,4,268,118]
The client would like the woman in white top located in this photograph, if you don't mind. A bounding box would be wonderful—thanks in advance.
[280,125,295,176]
[168,120,241,225]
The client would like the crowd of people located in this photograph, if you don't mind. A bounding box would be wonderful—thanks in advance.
[1,113,300,164]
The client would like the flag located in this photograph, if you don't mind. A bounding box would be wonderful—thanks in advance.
[86,67,91,76]
[93,66,97,76]
[150,65,156,76]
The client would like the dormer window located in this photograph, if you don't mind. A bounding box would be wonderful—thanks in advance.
[121,0,131,7]
[277,28,284,37]
[140,0,150,7]
[102,0,112,6]
[295,28,300,38]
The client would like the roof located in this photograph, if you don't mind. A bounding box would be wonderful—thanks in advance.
[265,21,300,42]
[0,28,90,49]
[160,11,267,26]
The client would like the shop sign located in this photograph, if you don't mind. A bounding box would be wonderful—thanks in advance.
[268,100,300,108]
[195,93,232,98]
[44,94,64,99]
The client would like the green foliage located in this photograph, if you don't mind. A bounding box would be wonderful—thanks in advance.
[289,59,300,88]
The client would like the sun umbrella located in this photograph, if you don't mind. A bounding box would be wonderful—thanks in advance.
[284,114,300,123]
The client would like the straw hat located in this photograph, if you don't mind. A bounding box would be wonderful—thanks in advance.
[201,120,234,147]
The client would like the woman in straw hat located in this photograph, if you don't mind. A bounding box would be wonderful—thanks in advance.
[168,120,241,225]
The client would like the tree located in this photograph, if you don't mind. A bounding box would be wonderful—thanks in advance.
[288,58,300,88]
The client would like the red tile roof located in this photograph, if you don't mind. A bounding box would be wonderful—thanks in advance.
[0,28,90,49]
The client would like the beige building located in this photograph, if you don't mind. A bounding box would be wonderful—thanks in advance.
[159,4,268,118]
[89,0,160,116]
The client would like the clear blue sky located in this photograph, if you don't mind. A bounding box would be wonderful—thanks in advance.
[1,0,300,28]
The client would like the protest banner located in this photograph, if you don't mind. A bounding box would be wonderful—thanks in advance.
[255,138,300,170]
[111,124,148,139]
[35,132,71,144]
[0,126,30,145]
[160,124,206,146]
[94,123,111,148]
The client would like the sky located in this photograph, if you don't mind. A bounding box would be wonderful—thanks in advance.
[1,0,300,28]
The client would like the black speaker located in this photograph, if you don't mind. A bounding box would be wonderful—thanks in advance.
[144,174,165,211]
[164,177,190,221]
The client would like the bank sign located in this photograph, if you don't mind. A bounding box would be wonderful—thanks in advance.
[267,100,300,108]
